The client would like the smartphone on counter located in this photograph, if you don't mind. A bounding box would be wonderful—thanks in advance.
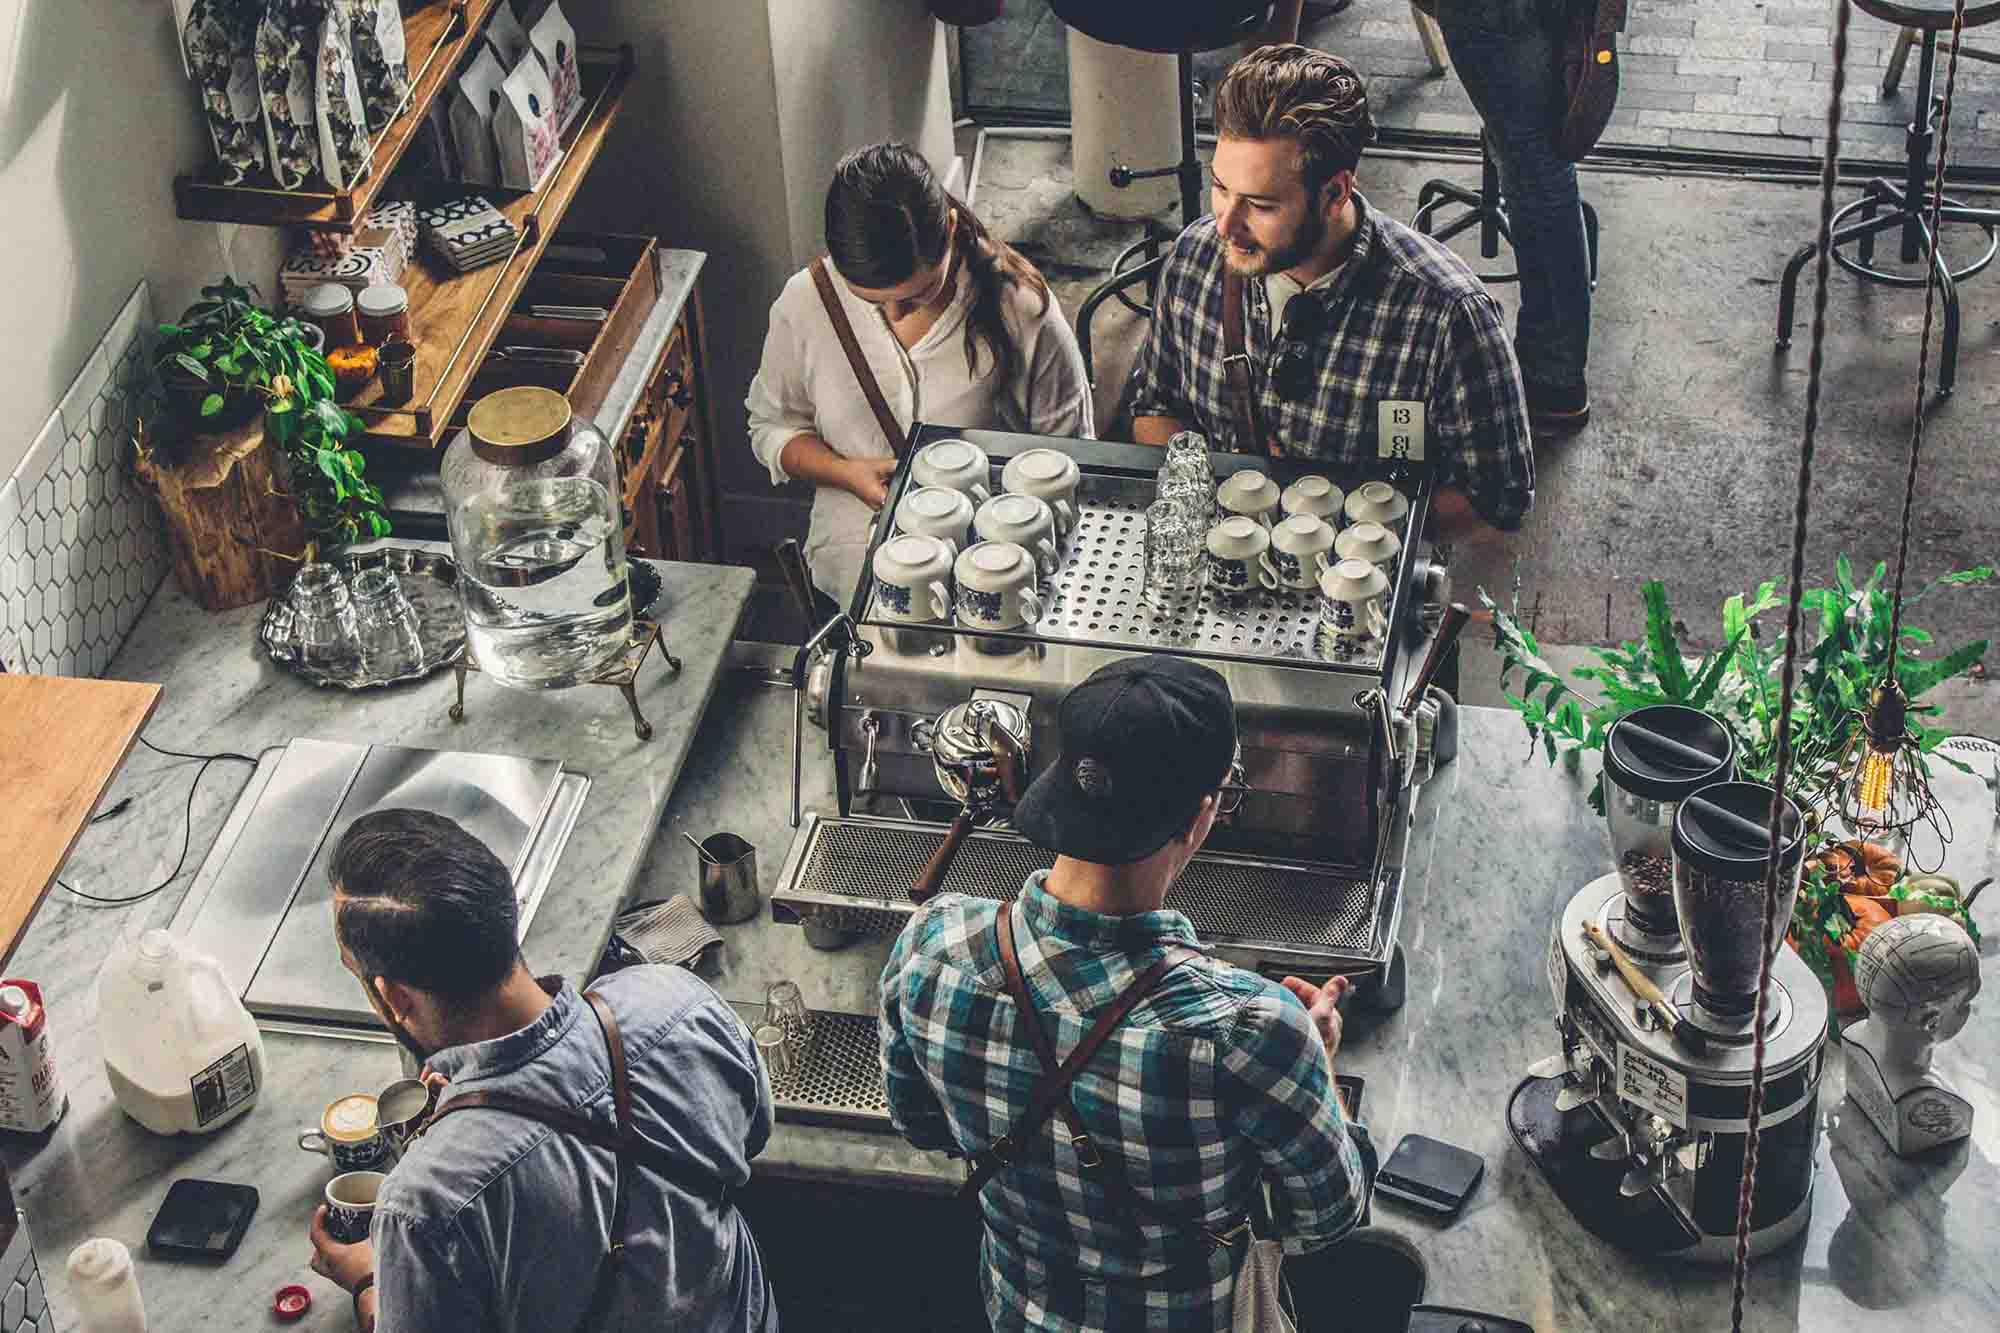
[1334,1074,1365,1121]
[148,1179,259,1261]
[1375,1133,1484,1218]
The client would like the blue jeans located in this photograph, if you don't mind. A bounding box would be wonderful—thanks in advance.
[1437,11,1592,388]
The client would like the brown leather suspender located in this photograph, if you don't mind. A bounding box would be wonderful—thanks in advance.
[810,257,914,457]
[959,907,1246,1254]
[425,990,731,1333]
[1220,268,1282,462]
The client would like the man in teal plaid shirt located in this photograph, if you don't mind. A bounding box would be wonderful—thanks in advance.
[879,655,1372,1331]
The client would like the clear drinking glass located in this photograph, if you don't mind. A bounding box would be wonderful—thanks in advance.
[765,979,815,1047]
[351,566,425,678]
[1143,498,1203,614]
[753,1024,797,1080]
[290,563,359,669]
[1157,443,1215,525]
[1164,431,1215,494]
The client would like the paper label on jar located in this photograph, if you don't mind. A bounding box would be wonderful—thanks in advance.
[1617,1041,1689,1129]
[1377,400,1426,463]
[191,1043,258,1126]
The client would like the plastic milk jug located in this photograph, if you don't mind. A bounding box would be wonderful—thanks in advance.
[0,980,67,1133]
[98,930,265,1135]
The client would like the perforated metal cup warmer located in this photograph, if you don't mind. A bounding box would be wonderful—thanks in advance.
[776,428,1464,1056]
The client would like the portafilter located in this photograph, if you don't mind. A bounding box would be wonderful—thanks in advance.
[909,698,1030,903]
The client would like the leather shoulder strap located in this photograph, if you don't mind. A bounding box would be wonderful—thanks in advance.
[810,257,911,456]
[1220,267,1275,460]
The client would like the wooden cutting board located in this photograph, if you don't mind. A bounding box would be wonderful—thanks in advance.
[0,675,161,970]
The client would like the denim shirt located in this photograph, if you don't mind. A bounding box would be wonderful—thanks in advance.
[373,967,778,1332]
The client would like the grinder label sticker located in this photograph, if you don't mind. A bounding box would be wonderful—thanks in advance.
[1617,1041,1689,1129]
[1546,925,1568,1009]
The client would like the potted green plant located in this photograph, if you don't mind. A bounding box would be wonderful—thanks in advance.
[153,279,317,435]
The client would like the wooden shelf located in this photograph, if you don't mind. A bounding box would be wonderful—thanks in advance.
[353,48,635,451]
[174,0,503,231]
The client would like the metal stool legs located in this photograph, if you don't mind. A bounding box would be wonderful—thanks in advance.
[1775,29,1999,398]
[1412,138,1601,287]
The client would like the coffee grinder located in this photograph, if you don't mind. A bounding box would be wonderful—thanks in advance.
[1510,710,1829,1262]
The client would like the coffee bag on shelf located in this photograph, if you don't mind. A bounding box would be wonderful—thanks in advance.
[315,0,374,191]
[527,0,581,133]
[182,0,267,186]
[483,0,530,69]
[494,54,560,191]
[448,43,507,188]
[255,0,322,190]
[342,0,410,131]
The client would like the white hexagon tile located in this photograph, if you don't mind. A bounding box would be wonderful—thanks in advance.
[0,280,169,677]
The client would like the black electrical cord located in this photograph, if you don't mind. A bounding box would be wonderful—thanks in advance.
[57,738,259,908]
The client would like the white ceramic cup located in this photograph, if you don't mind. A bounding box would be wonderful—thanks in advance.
[894,485,974,555]
[954,540,1045,629]
[1000,448,1081,535]
[974,493,1060,576]
[1344,480,1410,531]
[1216,469,1282,528]
[1281,475,1344,524]
[873,534,954,623]
[1318,557,1390,657]
[1334,520,1403,577]
[1204,516,1280,595]
[911,438,992,505]
[1269,513,1337,591]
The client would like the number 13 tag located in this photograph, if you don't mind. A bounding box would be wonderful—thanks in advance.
[1377,400,1425,462]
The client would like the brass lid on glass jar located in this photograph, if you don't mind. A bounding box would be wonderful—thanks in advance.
[302,283,355,316]
[468,386,572,465]
[356,284,409,318]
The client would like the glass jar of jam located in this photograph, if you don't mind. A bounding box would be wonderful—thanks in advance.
[356,285,412,347]
[302,284,360,350]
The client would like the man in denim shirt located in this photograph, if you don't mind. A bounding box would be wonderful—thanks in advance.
[306,809,778,1332]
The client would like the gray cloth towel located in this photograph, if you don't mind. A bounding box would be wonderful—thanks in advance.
[615,895,724,968]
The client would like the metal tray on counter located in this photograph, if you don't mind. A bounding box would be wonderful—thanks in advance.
[259,549,662,690]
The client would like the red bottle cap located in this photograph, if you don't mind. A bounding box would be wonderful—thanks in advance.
[274,1285,311,1321]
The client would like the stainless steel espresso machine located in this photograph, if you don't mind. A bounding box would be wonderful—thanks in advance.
[764,428,1461,1127]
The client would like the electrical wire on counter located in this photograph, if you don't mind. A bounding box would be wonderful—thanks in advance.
[56,735,258,908]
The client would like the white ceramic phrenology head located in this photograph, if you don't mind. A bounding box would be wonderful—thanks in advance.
[1854,914,1982,1041]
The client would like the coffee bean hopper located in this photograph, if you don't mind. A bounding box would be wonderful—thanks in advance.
[772,427,1459,1082]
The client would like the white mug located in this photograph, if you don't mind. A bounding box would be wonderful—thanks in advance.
[954,540,1044,629]
[873,534,954,623]
[1333,520,1403,577]
[894,485,974,555]
[1281,475,1344,524]
[1344,480,1409,531]
[1204,516,1280,595]
[1216,469,1282,528]
[974,493,1060,576]
[1318,557,1390,658]
[911,438,992,505]
[1000,448,1081,535]
[1269,514,1337,591]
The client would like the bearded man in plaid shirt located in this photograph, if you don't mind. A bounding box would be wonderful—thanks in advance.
[1129,45,1536,540]
[879,655,1375,1331]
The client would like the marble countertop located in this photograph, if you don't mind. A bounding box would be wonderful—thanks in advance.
[0,548,752,1330]
[658,682,2000,1332]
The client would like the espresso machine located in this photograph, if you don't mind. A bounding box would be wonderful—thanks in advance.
[765,428,1461,1127]
[1512,708,1828,1261]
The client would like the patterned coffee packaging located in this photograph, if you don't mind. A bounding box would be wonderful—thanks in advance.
[315,0,374,191]
[483,0,531,69]
[181,0,267,186]
[448,43,508,188]
[527,0,582,134]
[418,196,521,273]
[342,0,411,132]
[280,243,401,306]
[494,53,560,191]
[256,0,323,189]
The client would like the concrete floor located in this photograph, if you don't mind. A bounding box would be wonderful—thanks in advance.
[969,133,1999,739]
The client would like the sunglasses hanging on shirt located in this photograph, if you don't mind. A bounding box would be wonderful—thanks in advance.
[1269,295,1328,401]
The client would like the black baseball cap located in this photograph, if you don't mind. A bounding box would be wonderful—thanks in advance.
[1012,655,1238,865]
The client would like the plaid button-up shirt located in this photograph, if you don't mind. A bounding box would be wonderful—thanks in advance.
[1127,196,1535,530]
[879,874,1366,1332]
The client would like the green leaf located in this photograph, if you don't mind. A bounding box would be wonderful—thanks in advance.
[214,355,241,376]
[1899,639,1988,699]
[198,393,225,417]
[1642,581,1691,700]
[1689,629,1748,708]
[1836,554,1855,594]
[173,353,210,381]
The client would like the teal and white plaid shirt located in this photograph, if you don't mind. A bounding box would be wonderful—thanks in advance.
[880,873,1367,1332]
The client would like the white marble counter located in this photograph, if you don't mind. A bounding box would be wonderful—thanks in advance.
[659,681,2000,1332]
[0,551,752,1330]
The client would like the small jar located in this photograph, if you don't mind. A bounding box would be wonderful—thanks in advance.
[302,283,360,350]
[356,284,412,346]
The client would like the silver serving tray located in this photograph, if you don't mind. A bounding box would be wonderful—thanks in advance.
[259,546,467,690]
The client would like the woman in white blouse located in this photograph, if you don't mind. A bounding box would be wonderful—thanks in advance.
[747,142,1094,609]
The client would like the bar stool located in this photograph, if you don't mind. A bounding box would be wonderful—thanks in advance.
[1060,1,1275,384]
[1413,137,1601,288]
[1775,0,2000,398]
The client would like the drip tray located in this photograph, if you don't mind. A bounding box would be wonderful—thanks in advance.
[769,814,1394,976]
[170,738,589,1038]
[732,1006,892,1130]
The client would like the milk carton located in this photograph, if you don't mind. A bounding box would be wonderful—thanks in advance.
[0,981,67,1135]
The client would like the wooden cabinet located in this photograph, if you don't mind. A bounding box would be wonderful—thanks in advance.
[620,288,722,564]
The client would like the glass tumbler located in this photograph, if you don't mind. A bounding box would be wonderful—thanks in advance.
[290,562,359,669]
[753,1024,797,1081]
[765,980,815,1048]
[351,566,425,678]
[1143,498,1204,614]
[1163,431,1215,495]
[1157,447,1215,525]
